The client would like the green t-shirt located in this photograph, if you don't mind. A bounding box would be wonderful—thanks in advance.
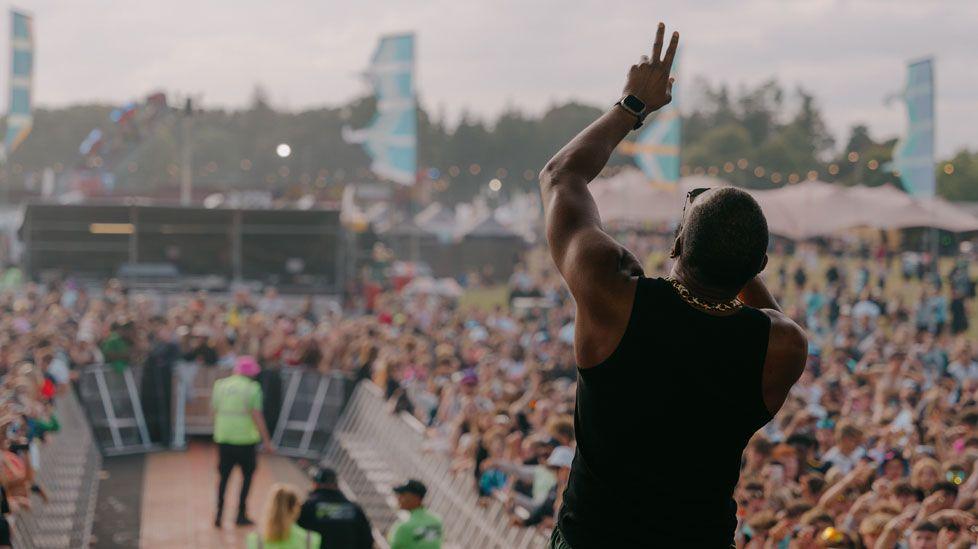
[388,508,443,549]
[246,525,321,549]
[100,332,131,372]
[211,374,262,445]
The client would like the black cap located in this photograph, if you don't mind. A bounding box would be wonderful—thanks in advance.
[393,479,427,498]
[312,467,337,485]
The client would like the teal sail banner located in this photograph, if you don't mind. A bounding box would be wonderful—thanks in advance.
[6,9,33,154]
[892,58,935,197]
[344,33,417,185]
[628,55,681,185]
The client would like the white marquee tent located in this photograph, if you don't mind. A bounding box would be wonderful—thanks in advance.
[590,168,978,239]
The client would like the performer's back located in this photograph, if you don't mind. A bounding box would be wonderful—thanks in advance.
[558,277,773,548]
[538,23,806,548]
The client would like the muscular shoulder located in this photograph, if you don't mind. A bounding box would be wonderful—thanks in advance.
[758,309,808,415]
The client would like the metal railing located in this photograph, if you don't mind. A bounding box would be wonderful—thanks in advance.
[322,382,548,549]
[11,389,101,548]
[273,369,348,458]
[76,364,157,455]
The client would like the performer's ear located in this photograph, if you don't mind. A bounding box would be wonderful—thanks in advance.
[757,254,769,274]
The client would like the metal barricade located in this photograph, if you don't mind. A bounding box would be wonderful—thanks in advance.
[272,369,348,458]
[171,361,233,448]
[322,382,548,549]
[77,364,157,455]
[11,389,101,548]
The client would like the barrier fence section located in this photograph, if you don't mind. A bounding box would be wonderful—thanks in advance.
[272,370,347,458]
[171,361,231,448]
[77,364,156,455]
[12,389,101,548]
[323,382,547,549]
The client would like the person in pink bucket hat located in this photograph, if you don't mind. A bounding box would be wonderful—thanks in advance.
[234,355,261,377]
[211,355,274,528]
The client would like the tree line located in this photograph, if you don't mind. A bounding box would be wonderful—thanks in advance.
[6,80,976,203]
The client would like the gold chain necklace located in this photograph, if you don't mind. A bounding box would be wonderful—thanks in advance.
[664,276,743,313]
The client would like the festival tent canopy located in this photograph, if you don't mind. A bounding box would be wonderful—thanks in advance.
[591,168,978,239]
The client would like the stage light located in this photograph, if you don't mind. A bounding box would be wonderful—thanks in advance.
[754,167,765,177]
[828,164,839,175]
[469,164,481,175]
[90,223,134,235]
[944,163,955,175]
[867,159,879,170]
[771,172,782,184]
[737,159,748,170]
[276,143,292,158]
[723,162,734,173]
[847,151,859,162]
[788,173,799,184]
[489,179,502,192]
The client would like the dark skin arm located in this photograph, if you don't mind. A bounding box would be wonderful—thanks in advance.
[540,23,678,369]
[541,24,805,414]
[740,275,808,415]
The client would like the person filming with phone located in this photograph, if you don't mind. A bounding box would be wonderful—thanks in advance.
[539,22,808,548]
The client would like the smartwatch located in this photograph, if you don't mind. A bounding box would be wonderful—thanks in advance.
[615,95,648,130]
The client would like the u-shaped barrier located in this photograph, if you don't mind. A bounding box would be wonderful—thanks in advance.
[322,382,548,549]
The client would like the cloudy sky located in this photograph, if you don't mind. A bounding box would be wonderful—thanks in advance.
[18,0,978,156]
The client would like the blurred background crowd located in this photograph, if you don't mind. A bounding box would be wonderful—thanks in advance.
[1,231,975,547]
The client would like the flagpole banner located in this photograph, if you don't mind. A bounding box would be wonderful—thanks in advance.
[629,54,681,186]
[6,9,34,154]
[344,33,417,185]
[892,58,935,198]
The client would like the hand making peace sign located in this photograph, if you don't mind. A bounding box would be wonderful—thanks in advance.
[623,22,679,113]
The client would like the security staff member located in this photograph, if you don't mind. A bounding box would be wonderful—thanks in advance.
[388,480,443,549]
[297,467,374,549]
[212,355,274,528]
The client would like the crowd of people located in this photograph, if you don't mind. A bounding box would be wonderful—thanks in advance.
[0,231,976,548]
[352,236,978,548]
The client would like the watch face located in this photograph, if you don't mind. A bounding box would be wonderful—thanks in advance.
[622,95,645,113]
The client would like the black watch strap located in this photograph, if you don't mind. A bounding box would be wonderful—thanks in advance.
[615,95,647,130]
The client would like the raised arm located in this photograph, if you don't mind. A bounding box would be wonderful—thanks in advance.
[540,23,678,368]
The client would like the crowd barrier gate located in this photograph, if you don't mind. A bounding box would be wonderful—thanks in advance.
[322,382,547,549]
[171,362,232,448]
[11,389,101,548]
[272,370,348,458]
[77,364,156,455]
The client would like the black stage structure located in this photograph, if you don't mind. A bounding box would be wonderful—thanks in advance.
[19,201,352,291]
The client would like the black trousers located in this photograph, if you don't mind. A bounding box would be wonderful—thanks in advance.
[216,443,257,517]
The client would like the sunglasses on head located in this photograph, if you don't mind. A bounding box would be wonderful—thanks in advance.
[676,187,711,235]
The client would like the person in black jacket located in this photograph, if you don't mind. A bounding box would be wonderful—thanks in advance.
[297,467,374,549]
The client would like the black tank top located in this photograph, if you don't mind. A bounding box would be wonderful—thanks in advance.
[558,277,773,548]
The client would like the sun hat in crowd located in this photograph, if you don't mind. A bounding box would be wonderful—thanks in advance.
[234,355,261,377]
[547,446,575,468]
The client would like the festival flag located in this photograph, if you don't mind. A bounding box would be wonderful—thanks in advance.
[619,55,681,186]
[344,33,417,185]
[6,9,34,154]
[892,58,935,198]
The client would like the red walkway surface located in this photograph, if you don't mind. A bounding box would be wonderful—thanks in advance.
[139,440,313,549]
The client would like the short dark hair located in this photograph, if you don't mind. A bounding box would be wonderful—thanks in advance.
[681,187,769,291]
[912,520,939,534]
